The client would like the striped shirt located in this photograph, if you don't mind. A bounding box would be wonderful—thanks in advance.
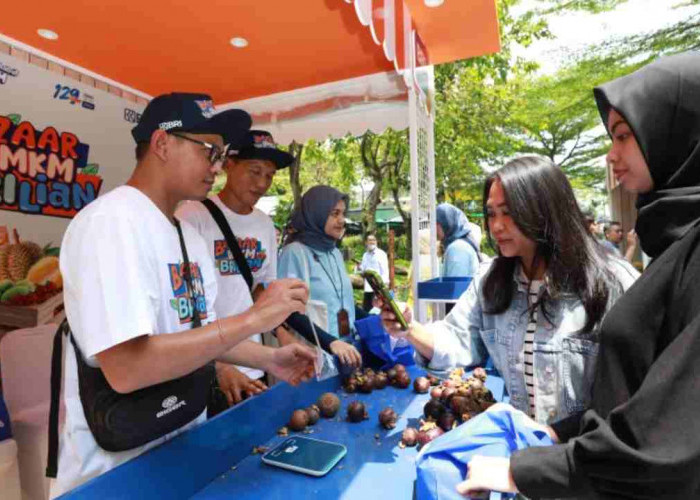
[523,278,544,419]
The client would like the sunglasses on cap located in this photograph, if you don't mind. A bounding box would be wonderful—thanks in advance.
[169,132,230,165]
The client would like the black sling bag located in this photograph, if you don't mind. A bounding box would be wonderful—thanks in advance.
[46,219,214,477]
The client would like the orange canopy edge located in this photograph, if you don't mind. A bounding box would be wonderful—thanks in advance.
[0,0,500,103]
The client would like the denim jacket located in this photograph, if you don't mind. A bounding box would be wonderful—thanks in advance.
[424,258,639,424]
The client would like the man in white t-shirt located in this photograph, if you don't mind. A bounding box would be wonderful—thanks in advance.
[51,94,315,497]
[177,130,295,409]
[359,234,389,311]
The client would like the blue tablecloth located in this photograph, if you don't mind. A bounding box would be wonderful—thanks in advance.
[60,366,505,499]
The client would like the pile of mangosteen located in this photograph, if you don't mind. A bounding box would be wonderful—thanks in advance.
[400,367,495,448]
[342,364,411,393]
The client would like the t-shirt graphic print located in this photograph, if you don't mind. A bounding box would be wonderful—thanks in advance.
[168,261,207,324]
[213,237,268,276]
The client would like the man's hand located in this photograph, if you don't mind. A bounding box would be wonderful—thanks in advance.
[626,229,638,248]
[456,456,517,497]
[329,340,362,368]
[264,344,316,386]
[248,279,308,333]
[379,300,413,339]
[216,363,267,406]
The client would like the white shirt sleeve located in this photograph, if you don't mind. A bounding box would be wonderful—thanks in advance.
[61,212,159,359]
[360,252,369,272]
[379,249,389,284]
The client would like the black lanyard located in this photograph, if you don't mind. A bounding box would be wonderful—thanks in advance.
[174,218,202,328]
[312,251,343,306]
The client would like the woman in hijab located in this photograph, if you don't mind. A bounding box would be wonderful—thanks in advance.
[458,51,700,499]
[277,185,362,367]
[436,202,481,278]
[383,156,638,425]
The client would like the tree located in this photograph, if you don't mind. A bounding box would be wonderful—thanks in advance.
[433,0,553,207]
[359,130,407,237]
[287,141,304,211]
[511,2,700,199]
[509,57,634,194]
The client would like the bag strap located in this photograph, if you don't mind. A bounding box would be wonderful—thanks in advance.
[174,218,202,328]
[46,319,69,478]
[201,198,254,292]
[46,220,206,478]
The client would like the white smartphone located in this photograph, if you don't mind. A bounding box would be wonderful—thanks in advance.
[261,436,347,477]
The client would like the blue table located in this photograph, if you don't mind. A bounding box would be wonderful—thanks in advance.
[60,366,504,499]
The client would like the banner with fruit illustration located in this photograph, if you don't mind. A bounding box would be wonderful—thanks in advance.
[0,52,144,315]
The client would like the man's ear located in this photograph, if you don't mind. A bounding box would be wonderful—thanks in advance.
[150,129,170,163]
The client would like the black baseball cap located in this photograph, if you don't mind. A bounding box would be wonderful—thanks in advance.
[235,130,294,169]
[131,93,252,150]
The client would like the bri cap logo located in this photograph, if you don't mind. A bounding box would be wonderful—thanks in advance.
[195,99,216,118]
[159,120,183,131]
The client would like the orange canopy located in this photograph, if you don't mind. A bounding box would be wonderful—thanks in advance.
[0,0,499,103]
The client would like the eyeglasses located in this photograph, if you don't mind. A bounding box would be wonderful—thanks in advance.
[169,132,230,165]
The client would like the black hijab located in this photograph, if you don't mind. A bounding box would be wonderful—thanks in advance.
[593,51,700,258]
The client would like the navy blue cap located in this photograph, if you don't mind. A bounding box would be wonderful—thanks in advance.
[131,93,252,150]
[235,130,294,169]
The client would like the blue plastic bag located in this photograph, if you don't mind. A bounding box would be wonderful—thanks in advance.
[415,405,553,500]
[354,315,415,370]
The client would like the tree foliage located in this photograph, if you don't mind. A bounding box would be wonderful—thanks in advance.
[267,0,700,230]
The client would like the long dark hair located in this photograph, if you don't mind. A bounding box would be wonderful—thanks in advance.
[482,156,621,333]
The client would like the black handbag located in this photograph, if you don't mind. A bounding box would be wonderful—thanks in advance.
[46,219,214,476]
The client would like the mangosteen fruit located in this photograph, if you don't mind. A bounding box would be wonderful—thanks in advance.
[317,392,341,418]
[430,386,443,399]
[358,375,375,394]
[347,401,368,422]
[450,396,469,416]
[440,387,457,404]
[417,426,444,447]
[288,409,309,431]
[378,407,398,429]
[473,367,487,382]
[393,371,411,389]
[413,376,430,394]
[305,405,320,425]
[401,427,419,447]
[437,410,457,432]
[423,398,446,420]
[374,372,389,390]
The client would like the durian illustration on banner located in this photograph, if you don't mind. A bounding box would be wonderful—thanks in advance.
[0,227,62,306]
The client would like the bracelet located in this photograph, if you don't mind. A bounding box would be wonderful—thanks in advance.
[216,318,225,345]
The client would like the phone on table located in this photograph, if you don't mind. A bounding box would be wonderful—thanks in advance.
[261,436,347,476]
[362,270,409,330]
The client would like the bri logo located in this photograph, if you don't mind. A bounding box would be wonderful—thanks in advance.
[124,108,142,124]
[0,62,19,85]
[159,120,183,130]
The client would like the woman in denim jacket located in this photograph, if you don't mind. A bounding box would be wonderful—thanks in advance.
[382,156,638,424]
